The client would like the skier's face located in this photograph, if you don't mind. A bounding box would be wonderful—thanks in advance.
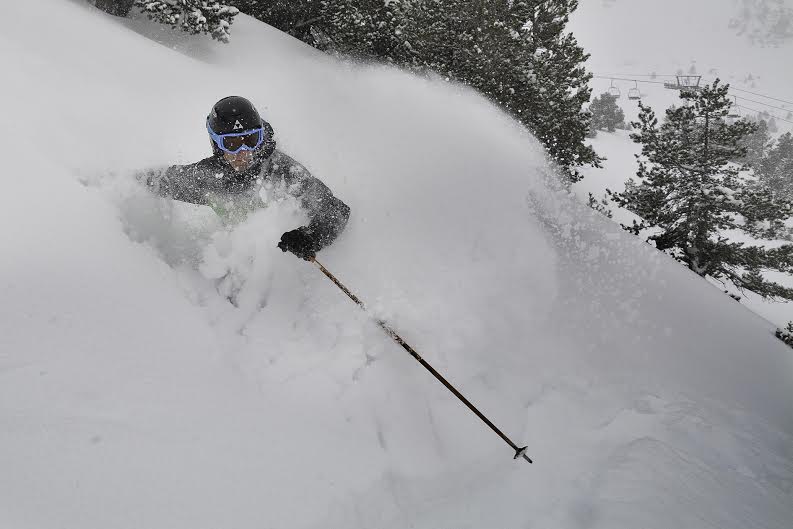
[224,149,255,172]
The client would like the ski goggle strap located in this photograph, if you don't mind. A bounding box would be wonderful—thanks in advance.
[207,121,266,154]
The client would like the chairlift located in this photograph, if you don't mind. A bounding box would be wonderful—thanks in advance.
[664,75,702,92]
[628,81,641,100]
[608,79,621,98]
[727,96,741,120]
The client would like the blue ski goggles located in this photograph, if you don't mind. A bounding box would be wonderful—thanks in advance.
[207,121,266,154]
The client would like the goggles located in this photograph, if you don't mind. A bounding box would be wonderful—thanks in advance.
[207,121,266,154]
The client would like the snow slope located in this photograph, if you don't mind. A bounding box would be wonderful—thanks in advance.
[1,1,792,528]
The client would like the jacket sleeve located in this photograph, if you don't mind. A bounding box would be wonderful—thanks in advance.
[283,159,350,252]
[142,163,211,206]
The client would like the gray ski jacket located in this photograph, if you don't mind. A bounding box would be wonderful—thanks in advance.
[145,149,350,252]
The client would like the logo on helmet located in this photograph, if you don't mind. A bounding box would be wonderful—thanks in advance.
[233,120,243,130]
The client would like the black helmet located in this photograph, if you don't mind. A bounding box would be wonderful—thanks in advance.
[208,96,262,134]
[207,96,275,158]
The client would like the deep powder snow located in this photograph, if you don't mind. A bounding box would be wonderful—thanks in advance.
[1,2,792,528]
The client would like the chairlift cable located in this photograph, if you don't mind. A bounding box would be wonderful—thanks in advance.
[731,95,791,114]
[598,73,679,78]
[727,86,793,107]
[592,75,667,86]
[735,105,793,125]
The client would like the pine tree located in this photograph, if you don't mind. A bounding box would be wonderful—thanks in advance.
[394,0,541,100]
[94,0,136,16]
[608,80,793,300]
[134,0,240,42]
[737,117,772,168]
[757,132,793,200]
[317,0,404,59]
[730,0,793,46]
[517,0,599,182]
[589,92,625,133]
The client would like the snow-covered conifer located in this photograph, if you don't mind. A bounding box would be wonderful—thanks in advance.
[730,0,793,45]
[608,80,793,300]
[505,0,600,182]
[134,0,240,42]
[317,0,403,58]
[94,0,136,16]
[589,92,626,133]
[757,132,793,200]
[738,118,772,168]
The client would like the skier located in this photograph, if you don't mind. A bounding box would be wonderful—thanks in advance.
[144,96,350,261]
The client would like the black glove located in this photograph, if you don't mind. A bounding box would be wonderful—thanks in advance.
[278,227,317,261]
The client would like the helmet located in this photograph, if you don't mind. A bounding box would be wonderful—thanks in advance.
[208,96,262,134]
[207,96,276,157]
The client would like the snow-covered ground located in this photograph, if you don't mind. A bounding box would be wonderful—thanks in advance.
[570,0,793,328]
[1,1,792,528]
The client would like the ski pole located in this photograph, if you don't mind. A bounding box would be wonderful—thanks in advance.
[309,257,532,464]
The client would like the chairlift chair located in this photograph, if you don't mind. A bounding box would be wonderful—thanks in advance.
[628,81,641,100]
[609,79,621,98]
[727,96,741,120]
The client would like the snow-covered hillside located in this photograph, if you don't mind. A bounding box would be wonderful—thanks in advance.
[1,2,792,528]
